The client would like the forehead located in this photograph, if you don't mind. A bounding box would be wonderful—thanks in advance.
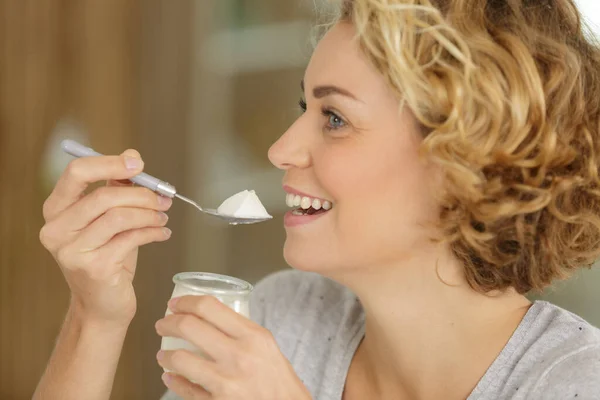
[304,23,393,102]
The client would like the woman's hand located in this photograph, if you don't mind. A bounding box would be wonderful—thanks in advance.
[39,150,173,325]
[155,295,311,400]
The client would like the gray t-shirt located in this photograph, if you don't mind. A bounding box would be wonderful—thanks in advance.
[163,269,600,400]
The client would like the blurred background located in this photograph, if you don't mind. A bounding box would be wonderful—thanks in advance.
[0,0,599,399]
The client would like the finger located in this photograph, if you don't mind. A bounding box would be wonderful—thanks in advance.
[161,373,210,400]
[41,186,171,252]
[71,207,169,251]
[157,350,221,395]
[155,313,234,362]
[97,226,171,264]
[107,150,140,188]
[168,295,251,339]
[54,226,170,275]
[58,185,172,232]
[43,150,144,221]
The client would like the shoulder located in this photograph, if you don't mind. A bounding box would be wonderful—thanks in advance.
[532,342,600,398]
[532,300,600,357]
[249,269,361,331]
[517,301,600,399]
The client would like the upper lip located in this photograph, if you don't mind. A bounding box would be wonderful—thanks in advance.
[283,185,331,202]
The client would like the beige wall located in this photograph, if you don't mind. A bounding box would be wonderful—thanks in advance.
[0,1,68,397]
[0,1,193,398]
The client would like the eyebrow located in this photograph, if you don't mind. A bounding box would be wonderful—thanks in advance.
[301,79,360,101]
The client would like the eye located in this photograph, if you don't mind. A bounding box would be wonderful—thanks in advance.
[322,109,347,131]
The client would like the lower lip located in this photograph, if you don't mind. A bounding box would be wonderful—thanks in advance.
[284,210,329,227]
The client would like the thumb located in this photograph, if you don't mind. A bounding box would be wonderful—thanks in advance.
[107,149,143,187]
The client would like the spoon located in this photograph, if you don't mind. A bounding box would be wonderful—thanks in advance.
[60,139,272,225]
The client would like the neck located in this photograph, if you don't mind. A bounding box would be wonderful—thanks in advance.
[330,246,531,400]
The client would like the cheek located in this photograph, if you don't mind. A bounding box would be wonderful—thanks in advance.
[321,142,427,214]
[319,143,434,262]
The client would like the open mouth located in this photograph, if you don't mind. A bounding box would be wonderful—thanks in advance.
[285,193,333,216]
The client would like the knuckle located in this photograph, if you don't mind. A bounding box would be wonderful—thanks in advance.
[125,228,147,245]
[55,246,73,268]
[235,352,256,373]
[42,198,53,221]
[250,326,274,347]
[130,227,149,241]
[65,159,85,182]
[39,224,62,252]
[93,186,113,204]
[38,225,51,248]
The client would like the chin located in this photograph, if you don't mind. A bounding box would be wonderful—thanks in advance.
[282,237,364,280]
[282,239,337,273]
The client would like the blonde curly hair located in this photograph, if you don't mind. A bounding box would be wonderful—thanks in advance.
[327,0,600,293]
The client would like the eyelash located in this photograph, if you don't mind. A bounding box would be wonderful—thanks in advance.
[298,98,307,112]
[298,98,347,132]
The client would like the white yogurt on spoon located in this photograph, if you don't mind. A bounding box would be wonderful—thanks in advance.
[217,190,272,219]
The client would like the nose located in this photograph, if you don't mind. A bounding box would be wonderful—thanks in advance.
[268,117,311,170]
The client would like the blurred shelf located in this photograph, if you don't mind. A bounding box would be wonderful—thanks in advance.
[200,20,312,75]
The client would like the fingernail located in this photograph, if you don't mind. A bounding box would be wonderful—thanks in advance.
[163,227,172,238]
[161,372,171,384]
[159,212,169,222]
[158,195,173,208]
[125,156,143,170]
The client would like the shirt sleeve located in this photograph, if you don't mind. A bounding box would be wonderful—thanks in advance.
[529,344,600,400]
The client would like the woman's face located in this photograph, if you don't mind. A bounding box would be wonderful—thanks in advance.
[269,22,439,275]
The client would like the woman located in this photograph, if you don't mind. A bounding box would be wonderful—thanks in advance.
[34,0,600,399]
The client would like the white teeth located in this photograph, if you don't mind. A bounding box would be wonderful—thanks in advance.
[300,196,312,210]
[312,198,322,210]
[285,192,333,211]
[291,209,304,216]
[286,193,295,207]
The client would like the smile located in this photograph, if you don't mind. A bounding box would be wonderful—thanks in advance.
[282,186,334,227]
[285,192,333,216]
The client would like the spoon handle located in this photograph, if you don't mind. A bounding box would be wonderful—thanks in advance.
[60,139,177,198]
